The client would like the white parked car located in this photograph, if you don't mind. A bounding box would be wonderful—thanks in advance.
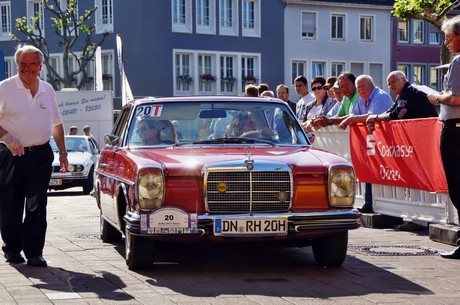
[49,135,100,194]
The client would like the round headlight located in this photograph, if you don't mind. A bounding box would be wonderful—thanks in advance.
[137,172,164,209]
[329,165,355,207]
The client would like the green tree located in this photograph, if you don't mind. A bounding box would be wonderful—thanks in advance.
[10,0,109,90]
[392,0,460,65]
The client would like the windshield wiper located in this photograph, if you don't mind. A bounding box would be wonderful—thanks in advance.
[173,137,275,147]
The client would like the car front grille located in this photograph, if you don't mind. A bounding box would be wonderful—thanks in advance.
[205,171,292,213]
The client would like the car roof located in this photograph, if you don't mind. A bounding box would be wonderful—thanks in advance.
[127,96,285,106]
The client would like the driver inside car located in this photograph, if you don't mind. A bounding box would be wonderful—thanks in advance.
[225,112,274,138]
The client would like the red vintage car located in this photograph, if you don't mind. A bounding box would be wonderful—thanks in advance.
[95,96,360,269]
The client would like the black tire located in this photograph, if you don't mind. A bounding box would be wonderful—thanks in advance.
[100,213,122,243]
[82,167,94,195]
[312,231,348,267]
[125,230,154,270]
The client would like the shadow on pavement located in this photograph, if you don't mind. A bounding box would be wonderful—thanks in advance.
[111,241,433,299]
[13,265,134,301]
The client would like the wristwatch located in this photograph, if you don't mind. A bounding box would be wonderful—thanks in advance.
[328,118,333,125]
[59,150,68,156]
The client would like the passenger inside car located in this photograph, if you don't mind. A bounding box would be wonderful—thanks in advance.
[158,120,178,144]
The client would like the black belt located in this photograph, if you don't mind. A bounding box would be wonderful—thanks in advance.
[24,141,50,151]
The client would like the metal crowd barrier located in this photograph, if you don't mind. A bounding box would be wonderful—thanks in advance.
[312,125,457,225]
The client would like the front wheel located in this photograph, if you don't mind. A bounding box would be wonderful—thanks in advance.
[125,230,154,270]
[100,213,122,243]
[311,231,348,267]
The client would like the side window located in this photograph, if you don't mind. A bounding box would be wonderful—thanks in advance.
[112,105,133,145]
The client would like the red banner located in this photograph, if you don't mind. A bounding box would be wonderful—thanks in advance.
[350,118,448,193]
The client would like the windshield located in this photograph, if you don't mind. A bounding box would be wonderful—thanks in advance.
[50,136,92,153]
[127,101,309,146]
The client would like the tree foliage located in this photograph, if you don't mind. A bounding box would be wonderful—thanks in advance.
[392,0,460,64]
[10,0,109,90]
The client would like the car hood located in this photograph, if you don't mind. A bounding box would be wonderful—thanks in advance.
[124,145,349,176]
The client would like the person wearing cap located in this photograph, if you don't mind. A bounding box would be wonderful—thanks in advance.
[68,126,78,135]
[319,76,338,116]
[326,80,344,118]
[83,125,92,137]
[82,125,98,148]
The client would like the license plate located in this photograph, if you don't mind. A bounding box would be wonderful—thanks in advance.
[49,179,62,186]
[214,218,288,236]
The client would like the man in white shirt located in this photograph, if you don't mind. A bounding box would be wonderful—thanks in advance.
[0,45,68,267]
[294,76,315,122]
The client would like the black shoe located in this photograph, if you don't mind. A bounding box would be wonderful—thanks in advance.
[4,252,25,264]
[358,204,374,214]
[440,247,460,259]
[27,255,47,267]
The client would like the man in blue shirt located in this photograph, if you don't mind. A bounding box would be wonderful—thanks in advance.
[338,74,393,214]
[339,74,393,130]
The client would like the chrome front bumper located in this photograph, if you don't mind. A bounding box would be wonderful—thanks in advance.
[124,209,361,235]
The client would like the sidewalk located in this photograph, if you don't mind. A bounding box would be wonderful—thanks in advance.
[0,190,460,304]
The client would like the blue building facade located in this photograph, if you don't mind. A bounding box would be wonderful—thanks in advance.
[0,0,285,102]
[0,0,448,105]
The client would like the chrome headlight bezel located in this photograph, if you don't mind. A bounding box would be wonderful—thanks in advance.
[328,164,356,208]
[136,167,165,210]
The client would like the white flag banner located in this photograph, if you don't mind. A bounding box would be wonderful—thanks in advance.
[116,35,134,106]
[95,46,103,91]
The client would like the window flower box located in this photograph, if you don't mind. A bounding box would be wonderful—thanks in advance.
[200,73,216,82]
[177,74,193,84]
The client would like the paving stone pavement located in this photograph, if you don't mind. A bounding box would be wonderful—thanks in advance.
[0,188,460,304]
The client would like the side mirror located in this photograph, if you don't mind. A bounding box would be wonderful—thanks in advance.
[307,133,315,144]
[104,134,119,146]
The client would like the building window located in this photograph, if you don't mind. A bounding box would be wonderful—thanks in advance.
[360,15,373,42]
[196,0,215,34]
[350,62,364,76]
[413,65,425,85]
[301,11,316,39]
[331,62,345,77]
[46,56,61,88]
[398,64,410,80]
[291,61,305,85]
[331,14,344,40]
[101,52,113,91]
[429,23,440,45]
[241,56,256,89]
[27,0,44,36]
[413,20,424,44]
[369,63,383,89]
[312,61,325,77]
[0,2,11,40]
[398,20,409,43]
[176,53,192,93]
[242,0,260,37]
[4,57,13,79]
[219,0,238,36]
[172,0,192,33]
[220,55,236,94]
[198,54,215,94]
[95,0,113,34]
[429,65,441,91]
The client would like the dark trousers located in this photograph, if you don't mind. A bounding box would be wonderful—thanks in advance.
[0,143,53,258]
[440,119,460,212]
[365,183,373,205]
